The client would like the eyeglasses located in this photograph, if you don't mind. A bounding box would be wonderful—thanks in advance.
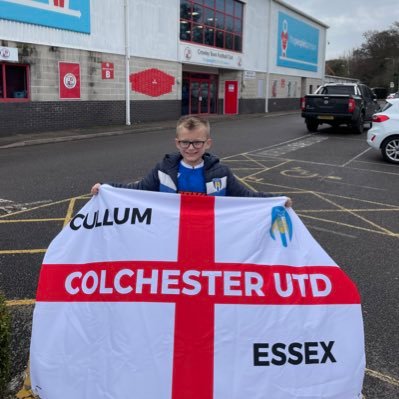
[177,140,207,149]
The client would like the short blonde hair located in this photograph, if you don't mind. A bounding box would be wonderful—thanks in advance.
[176,115,211,138]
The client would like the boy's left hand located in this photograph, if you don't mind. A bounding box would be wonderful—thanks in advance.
[285,197,293,208]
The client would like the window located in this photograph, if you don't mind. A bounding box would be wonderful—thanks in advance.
[0,63,29,101]
[180,0,243,52]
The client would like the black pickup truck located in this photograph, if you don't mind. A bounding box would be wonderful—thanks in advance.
[300,83,380,134]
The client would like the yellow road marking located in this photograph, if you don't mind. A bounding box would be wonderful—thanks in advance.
[298,214,398,237]
[0,218,64,223]
[242,180,399,209]
[0,249,46,254]
[299,208,399,213]
[242,159,292,179]
[312,192,395,236]
[366,368,399,387]
[0,194,90,219]
[6,299,35,307]
[63,198,76,227]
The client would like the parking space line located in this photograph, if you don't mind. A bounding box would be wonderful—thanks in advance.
[6,299,35,307]
[298,214,397,237]
[307,225,357,238]
[221,134,314,160]
[365,368,399,387]
[63,198,76,227]
[341,148,372,167]
[300,208,399,213]
[0,249,47,254]
[0,218,64,223]
[0,194,90,219]
[312,192,396,236]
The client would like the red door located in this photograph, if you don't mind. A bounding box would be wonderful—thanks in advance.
[224,80,238,114]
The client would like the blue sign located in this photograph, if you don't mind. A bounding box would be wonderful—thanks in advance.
[277,12,319,72]
[0,0,90,33]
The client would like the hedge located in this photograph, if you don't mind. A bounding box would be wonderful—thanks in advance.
[0,292,11,396]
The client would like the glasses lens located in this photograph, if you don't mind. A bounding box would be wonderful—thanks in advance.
[179,140,205,149]
[193,141,205,149]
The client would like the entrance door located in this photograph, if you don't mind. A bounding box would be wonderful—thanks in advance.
[190,79,210,114]
[182,73,218,115]
[224,80,238,114]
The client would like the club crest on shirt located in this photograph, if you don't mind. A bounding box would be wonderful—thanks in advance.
[212,178,222,191]
[270,206,293,248]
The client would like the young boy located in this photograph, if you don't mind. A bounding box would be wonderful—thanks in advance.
[91,115,292,207]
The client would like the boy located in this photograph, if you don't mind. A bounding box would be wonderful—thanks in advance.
[91,115,292,207]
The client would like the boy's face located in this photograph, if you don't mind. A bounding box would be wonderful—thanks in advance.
[175,126,212,166]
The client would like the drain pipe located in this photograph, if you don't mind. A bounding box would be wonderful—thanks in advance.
[265,0,273,113]
[125,0,131,125]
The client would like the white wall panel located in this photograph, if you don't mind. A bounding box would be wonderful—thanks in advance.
[129,0,179,61]
[242,0,268,72]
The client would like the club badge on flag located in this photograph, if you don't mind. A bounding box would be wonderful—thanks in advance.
[30,186,365,399]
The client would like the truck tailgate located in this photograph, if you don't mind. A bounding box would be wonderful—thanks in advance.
[305,95,351,114]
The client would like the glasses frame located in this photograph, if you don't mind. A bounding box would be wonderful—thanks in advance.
[177,140,208,149]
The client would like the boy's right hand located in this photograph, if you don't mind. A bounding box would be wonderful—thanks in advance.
[91,183,101,195]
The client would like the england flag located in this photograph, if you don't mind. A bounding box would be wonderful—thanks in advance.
[30,185,365,399]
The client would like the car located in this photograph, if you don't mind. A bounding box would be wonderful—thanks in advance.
[371,87,388,100]
[367,98,399,164]
[386,92,399,100]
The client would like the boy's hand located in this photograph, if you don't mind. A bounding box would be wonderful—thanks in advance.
[91,183,101,195]
[285,197,293,208]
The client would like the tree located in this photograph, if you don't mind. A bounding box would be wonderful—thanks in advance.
[326,22,399,89]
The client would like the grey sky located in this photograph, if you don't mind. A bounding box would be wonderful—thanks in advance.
[281,0,399,60]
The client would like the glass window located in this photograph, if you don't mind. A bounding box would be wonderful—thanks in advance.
[180,20,192,41]
[204,7,215,26]
[180,0,192,20]
[225,15,234,32]
[225,32,234,50]
[192,4,203,22]
[225,0,234,15]
[0,63,29,101]
[234,35,242,52]
[180,0,243,53]
[233,18,241,34]
[215,11,224,29]
[215,0,224,12]
[192,24,204,44]
[216,30,224,48]
[204,27,215,46]
[234,1,242,18]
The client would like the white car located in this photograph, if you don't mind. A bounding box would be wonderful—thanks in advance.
[367,98,399,164]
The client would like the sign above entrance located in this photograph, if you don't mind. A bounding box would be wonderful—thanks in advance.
[0,46,18,62]
[180,43,243,70]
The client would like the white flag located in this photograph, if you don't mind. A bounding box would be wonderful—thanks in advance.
[30,185,365,399]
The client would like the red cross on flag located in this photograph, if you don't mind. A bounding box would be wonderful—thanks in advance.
[30,186,365,398]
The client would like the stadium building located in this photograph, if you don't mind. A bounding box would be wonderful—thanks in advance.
[0,0,328,135]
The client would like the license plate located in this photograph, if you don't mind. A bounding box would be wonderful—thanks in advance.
[317,115,334,120]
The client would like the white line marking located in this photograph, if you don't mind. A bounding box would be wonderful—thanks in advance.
[342,148,372,167]
[307,225,357,239]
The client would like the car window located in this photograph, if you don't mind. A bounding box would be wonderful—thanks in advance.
[319,86,355,95]
[381,102,392,112]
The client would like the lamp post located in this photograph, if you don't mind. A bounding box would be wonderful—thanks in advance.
[385,57,398,93]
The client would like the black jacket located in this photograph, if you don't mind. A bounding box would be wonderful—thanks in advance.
[110,152,274,197]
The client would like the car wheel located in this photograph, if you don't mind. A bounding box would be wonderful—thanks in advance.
[353,113,364,134]
[381,135,399,164]
[305,119,319,132]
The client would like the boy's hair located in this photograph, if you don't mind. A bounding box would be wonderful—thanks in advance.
[176,115,211,137]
